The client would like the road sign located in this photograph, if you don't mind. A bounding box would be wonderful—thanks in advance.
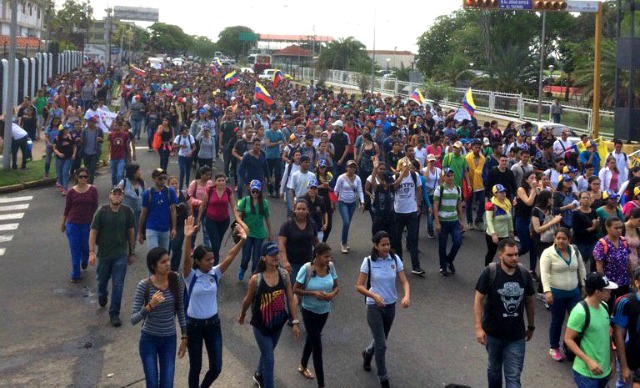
[500,0,533,10]
[238,32,258,42]
[566,0,599,13]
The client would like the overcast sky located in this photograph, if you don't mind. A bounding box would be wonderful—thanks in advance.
[84,0,461,52]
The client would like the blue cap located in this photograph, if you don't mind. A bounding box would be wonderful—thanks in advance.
[318,159,327,167]
[307,179,318,188]
[604,190,620,201]
[492,184,507,194]
[198,108,206,114]
[261,241,279,256]
[250,180,262,191]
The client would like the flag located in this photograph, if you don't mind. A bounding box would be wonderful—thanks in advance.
[596,137,610,165]
[224,71,238,87]
[462,87,476,116]
[409,89,425,104]
[209,64,219,76]
[214,58,223,69]
[272,70,284,89]
[453,106,472,122]
[255,82,274,105]
[129,65,145,77]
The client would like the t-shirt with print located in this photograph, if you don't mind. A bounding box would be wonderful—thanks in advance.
[434,185,461,222]
[142,186,178,232]
[296,264,337,314]
[108,131,129,160]
[593,236,631,287]
[360,254,404,306]
[567,302,612,378]
[394,172,420,214]
[475,264,535,341]
[250,271,288,335]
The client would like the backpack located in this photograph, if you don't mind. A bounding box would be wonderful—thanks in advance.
[563,300,608,361]
[365,254,400,303]
[184,271,218,319]
[488,262,528,288]
[255,268,291,316]
[146,186,170,212]
[599,236,629,256]
[301,262,336,290]
[436,184,461,209]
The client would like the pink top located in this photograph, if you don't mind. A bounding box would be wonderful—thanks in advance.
[623,201,640,218]
[187,179,213,210]
[609,172,619,191]
[205,186,233,222]
[426,145,443,168]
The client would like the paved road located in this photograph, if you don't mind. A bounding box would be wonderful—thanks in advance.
[0,144,577,388]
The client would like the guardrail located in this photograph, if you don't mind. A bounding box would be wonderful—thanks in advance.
[285,65,614,140]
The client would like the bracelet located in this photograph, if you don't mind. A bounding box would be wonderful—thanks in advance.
[290,319,300,325]
[527,325,536,331]
[181,335,188,339]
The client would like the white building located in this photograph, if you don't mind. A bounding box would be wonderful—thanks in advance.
[367,50,415,70]
[0,1,44,38]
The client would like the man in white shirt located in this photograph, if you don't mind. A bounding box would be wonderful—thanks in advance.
[84,100,110,134]
[553,129,575,159]
[8,120,30,169]
[289,155,315,210]
[609,139,629,184]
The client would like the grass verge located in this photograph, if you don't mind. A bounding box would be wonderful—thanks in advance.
[0,159,54,187]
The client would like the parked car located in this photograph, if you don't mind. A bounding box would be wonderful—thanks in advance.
[526,121,581,144]
[258,69,277,80]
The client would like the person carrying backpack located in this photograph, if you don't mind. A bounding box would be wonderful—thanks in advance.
[434,167,464,277]
[356,231,411,388]
[139,168,178,251]
[613,268,640,386]
[593,217,632,312]
[182,216,247,388]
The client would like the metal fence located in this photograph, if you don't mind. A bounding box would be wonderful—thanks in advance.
[0,50,83,115]
[288,65,615,140]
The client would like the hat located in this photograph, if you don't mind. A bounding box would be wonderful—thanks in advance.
[332,120,344,127]
[198,108,206,115]
[483,137,490,146]
[585,272,619,290]
[453,141,462,149]
[492,184,507,194]
[382,171,395,184]
[152,168,166,178]
[563,165,578,174]
[307,179,319,188]
[634,186,640,197]
[603,189,620,201]
[300,155,311,163]
[289,133,297,141]
[558,174,572,183]
[346,160,357,167]
[318,159,328,168]
[249,180,262,191]
[443,167,454,175]
[426,154,436,162]
[110,186,124,194]
[261,241,279,256]
[589,140,598,148]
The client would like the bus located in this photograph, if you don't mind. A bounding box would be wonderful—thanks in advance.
[247,54,271,74]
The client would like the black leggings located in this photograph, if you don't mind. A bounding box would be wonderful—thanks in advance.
[322,207,333,243]
[485,234,507,266]
[301,307,329,387]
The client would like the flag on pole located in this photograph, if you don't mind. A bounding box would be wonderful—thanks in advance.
[224,71,238,87]
[462,88,476,116]
[255,82,274,105]
[129,65,145,77]
[272,70,284,89]
[409,89,425,104]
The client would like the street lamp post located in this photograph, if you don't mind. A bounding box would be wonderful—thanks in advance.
[2,0,17,170]
[537,11,547,122]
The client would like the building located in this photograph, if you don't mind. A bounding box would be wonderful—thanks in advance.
[367,50,415,70]
[272,45,312,67]
[0,0,44,38]
[257,34,333,54]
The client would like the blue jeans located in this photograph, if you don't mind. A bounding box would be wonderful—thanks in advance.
[56,157,72,190]
[466,190,485,224]
[131,118,143,139]
[365,303,396,382]
[187,316,222,388]
[241,237,264,273]
[549,291,581,349]
[338,201,357,245]
[45,145,53,175]
[515,216,537,271]
[285,190,293,218]
[427,194,435,235]
[147,229,170,251]
[485,335,526,388]
[169,230,185,272]
[110,158,125,187]
[139,331,177,388]
[266,158,282,195]
[204,217,230,265]
[438,220,462,270]
[97,255,128,316]
[573,370,609,388]
[178,156,193,190]
[66,222,90,280]
[253,326,283,388]
[82,153,98,184]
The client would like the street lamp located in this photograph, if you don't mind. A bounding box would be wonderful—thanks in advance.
[386,58,390,70]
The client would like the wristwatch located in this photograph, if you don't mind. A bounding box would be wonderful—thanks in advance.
[527,326,536,331]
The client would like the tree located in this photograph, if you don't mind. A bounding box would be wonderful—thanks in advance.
[316,37,371,72]
[192,36,217,60]
[217,26,255,61]
[148,22,192,56]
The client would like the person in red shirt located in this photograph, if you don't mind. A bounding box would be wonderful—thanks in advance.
[108,123,130,186]
[344,117,358,162]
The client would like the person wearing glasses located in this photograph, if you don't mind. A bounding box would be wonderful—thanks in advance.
[139,168,178,251]
[61,167,99,283]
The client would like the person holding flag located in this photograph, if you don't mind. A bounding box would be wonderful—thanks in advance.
[224,71,238,88]
[255,82,274,106]
[272,70,284,89]
[409,89,425,105]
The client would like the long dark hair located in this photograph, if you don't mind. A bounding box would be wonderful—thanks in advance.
[125,163,143,186]
[519,170,535,194]
[147,247,168,274]
[370,230,395,262]
[193,245,213,270]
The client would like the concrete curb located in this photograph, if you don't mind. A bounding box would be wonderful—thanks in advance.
[0,177,57,195]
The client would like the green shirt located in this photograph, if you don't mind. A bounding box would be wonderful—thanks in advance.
[443,153,468,187]
[34,96,47,115]
[91,204,135,260]
[456,127,470,139]
[237,197,270,239]
[434,185,461,222]
[567,301,612,379]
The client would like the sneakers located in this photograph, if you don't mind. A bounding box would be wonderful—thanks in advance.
[530,271,540,282]
[549,348,563,362]
[474,221,484,231]
[238,268,246,281]
[98,295,108,307]
[411,268,426,277]
[427,232,435,239]
[110,315,122,327]
[447,262,456,274]
[380,379,390,388]
[362,350,373,372]
[466,222,475,230]
[341,244,348,254]
[439,268,449,277]
[81,262,88,270]
[253,372,264,387]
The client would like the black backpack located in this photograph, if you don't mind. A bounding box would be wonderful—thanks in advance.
[563,300,608,361]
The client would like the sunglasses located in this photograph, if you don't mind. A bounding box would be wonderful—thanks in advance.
[77,175,89,179]
[157,176,168,180]
[251,190,260,194]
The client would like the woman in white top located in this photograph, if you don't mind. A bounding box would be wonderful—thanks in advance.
[334,160,364,254]
[599,156,621,192]
[422,154,441,238]
[174,124,197,191]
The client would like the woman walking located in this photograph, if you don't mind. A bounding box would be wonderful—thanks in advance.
[600,156,622,192]
[187,166,213,247]
[238,241,300,388]
[195,124,216,169]
[572,191,599,271]
[157,117,174,172]
[173,124,196,191]
[594,217,634,311]
[279,198,319,285]
[168,176,191,271]
[539,228,586,362]
[237,180,272,281]
[356,231,410,388]
[515,171,538,273]
[531,190,563,276]
[182,216,246,388]
[130,248,187,388]
[334,160,364,254]
[484,184,514,266]
[54,125,75,196]
[61,167,98,282]
[293,243,339,388]
[119,163,145,244]
[315,160,334,243]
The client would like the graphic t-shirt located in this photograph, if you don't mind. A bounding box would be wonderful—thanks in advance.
[394,172,420,214]
[251,271,288,334]
[108,131,129,160]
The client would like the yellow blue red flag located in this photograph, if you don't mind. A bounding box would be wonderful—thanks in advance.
[224,71,238,87]
[462,88,476,116]
[409,89,425,104]
[255,81,274,105]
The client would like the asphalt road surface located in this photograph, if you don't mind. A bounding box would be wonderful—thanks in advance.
[0,144,578,388]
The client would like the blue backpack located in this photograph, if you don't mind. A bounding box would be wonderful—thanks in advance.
[184,271,218,319]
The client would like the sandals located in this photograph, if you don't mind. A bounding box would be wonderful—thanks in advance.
[298,366,314,380]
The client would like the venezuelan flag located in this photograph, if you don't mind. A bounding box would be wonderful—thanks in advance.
[462,88,476,116]
[409,89,425,104]
[224,71,238,87]
[272,70,284,89]
[209,64,219,76]
[255,82,274,105]
[214,59,223,68]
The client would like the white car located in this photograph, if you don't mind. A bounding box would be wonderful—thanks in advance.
[239,67,254,74]
[258,69,277,80]
[527,121,581,144]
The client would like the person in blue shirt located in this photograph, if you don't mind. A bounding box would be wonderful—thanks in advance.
[356,231,411,388]
[182,215,246,388]
[293,243,339,387]
[44,116,61,180]
[579,140,602,174]
[139,168,178,251]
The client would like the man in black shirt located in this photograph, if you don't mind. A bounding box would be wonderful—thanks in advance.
[330,120,349,177]
[474,239,535,388]
[485,155,516,200]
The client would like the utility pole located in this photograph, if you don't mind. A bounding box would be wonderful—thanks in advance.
[592,1,603,138]
[106,8,112,67]
[3,0,17,170]
[536,11,547,122]
[370,10,376,94]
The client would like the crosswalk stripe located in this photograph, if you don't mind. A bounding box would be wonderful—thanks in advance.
[0,213,24,220]
[0,223,19,231]
[0,248,5,256]
[0,196,33,203]
[0,204,29,211]
[0,235,13,243]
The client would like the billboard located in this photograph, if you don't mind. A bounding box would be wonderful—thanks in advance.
[112,6,159,22]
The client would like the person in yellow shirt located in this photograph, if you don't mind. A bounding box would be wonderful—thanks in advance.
[466,140,486,230]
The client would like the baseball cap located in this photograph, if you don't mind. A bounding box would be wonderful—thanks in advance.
[584,272,618,290]
[307,179,319,188]
[603,189,620,201]
[261,241,279,256]
[634,186,640,197]
[453,141,462,149]
[492,184,507,194]
[318,159,328,168]
[110,186,124,194]
[332,120,344,127]
[558,174,573,183]
[249,180,262,192]
[563,165,578,174]
[346,160,357,167]
[483,137,490,146]
[426,154,436,162]
[289,134,297,141]
[152,168,166,178]
[589,140,598,148]
[383,171,395,184]
[443,167,454,175]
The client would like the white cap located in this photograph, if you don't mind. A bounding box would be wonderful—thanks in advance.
[333,120,344,127]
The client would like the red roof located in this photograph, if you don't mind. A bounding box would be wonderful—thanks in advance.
[259,34,334,43]
[272,45,312,57]
[0,36,43,48]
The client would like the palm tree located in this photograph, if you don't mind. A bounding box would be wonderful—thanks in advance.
[316,37,370,72]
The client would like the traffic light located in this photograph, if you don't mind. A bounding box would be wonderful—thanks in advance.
[463,0,499,9]
[533,0,568,11]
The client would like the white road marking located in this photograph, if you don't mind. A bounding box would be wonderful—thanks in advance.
[0,196,33,203]
[135,146,152,150]
[0,235,13,243]
[0,248,5,256]
[0,204,29,211]
[0,213,24,220]
[0,223,19,231]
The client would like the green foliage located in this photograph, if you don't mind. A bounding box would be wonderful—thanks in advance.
[217,26,256,61]
[423,80,453,103]
[316,37,371,72]
[192,36,217,60]
[148,22,192,56]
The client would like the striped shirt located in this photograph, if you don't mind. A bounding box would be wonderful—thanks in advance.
[434,185,461,222]
[131,274,187,337]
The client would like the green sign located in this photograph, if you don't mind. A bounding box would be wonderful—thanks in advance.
[238,32,258,42]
